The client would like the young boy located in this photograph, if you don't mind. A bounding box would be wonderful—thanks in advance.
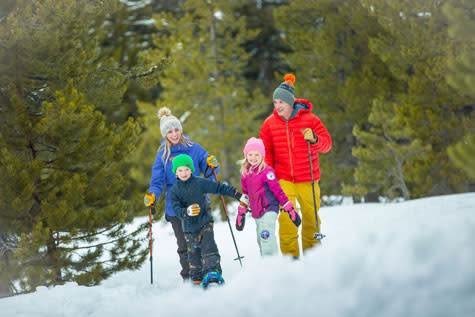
[170,154,248,286]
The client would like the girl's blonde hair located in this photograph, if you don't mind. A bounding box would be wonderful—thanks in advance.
[240,155,266,175]
[160,135,192,163]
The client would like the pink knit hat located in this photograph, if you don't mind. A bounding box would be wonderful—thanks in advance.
[244,137,265,158]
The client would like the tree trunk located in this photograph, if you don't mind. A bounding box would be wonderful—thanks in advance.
[209,4,230,183]
[0,234,14,298]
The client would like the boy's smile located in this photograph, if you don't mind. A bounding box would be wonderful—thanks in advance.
[176,166,192,181]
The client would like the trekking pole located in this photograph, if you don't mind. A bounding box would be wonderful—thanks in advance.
[306,141,326,240]
[212,169,245,267]
[149,205,155,284]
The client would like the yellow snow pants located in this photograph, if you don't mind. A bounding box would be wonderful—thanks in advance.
[278,179,322,258]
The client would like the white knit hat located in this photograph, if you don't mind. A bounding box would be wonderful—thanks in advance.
[158,107,182,137]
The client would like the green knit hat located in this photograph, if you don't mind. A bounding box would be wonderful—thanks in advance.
[172,154,195,174]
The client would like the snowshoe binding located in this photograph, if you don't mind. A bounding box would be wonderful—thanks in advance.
[201,272,224,289]
[191,280,202,287]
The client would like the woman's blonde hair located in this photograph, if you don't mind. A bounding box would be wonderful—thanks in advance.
[240,155,266,175]
[160,135,191,163]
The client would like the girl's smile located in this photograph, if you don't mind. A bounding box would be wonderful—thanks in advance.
[246,150,263,167]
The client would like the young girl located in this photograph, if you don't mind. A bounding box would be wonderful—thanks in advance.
[170,154,249,286]
[237,137,301,257]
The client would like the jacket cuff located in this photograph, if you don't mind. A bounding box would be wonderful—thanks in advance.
[234,190,242,200]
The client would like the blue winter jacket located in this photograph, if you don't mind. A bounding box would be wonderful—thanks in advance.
[147,135,218,218]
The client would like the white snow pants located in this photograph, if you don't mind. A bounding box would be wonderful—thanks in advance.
[255,211,278,256]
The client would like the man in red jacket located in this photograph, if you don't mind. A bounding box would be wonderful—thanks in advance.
[259,74,331,258]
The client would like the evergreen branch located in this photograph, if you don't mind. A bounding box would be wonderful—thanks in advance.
[382,129,395,144]
[0,234,19,256]
[400,148,427,163]
[59,235,131,251]
[42,166,88,173]
[71,257,131,274]
[26,195,41,225]
[103,65,163,80]
[26,75,49,81]
[65,227,116,241]
[386,184,403,197]
[35,142,58,153]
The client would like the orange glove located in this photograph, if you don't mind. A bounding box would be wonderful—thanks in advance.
[207,155,218,168]
[144,193,156,207]
[302,128,318,144]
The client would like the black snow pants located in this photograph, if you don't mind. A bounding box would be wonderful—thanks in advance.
[184,222,222,282]
[169,215,190,280]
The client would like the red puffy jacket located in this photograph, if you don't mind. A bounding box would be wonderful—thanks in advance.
[259,99,331,183]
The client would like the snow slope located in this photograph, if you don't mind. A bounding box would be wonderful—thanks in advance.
[1,193,474,317]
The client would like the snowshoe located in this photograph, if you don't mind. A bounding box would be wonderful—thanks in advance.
[201,272,224,289]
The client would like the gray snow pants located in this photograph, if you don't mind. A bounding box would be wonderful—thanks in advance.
[255,211,278,256]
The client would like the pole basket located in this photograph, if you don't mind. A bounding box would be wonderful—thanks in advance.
[314,232,326,240]
[233,255,245,262]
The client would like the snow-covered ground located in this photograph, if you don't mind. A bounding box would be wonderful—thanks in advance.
[1,193,474,317]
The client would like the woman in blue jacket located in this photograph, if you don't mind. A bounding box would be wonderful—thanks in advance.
[143,107,217,281]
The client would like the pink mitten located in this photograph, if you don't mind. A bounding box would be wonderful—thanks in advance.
[283,202,301,227]
[288,208,301,227]
[236,206,247,231]
[283,201,294,212]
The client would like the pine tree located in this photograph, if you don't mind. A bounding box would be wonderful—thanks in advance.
[344,99,430,200]
[364,0,473,197]
[274,0,395,200]
[0,0,149,294]
[443,0,475,96]
[0,87,147,294]
[238,0,293,96]
[98,0,170,123]
[443,0,475,179]
[0,0,126,118]
[142,0,268,186]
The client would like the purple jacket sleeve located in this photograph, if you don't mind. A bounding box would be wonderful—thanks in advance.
[263,167,289,207]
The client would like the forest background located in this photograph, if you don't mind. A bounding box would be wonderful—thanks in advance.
[0,0,473,297]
